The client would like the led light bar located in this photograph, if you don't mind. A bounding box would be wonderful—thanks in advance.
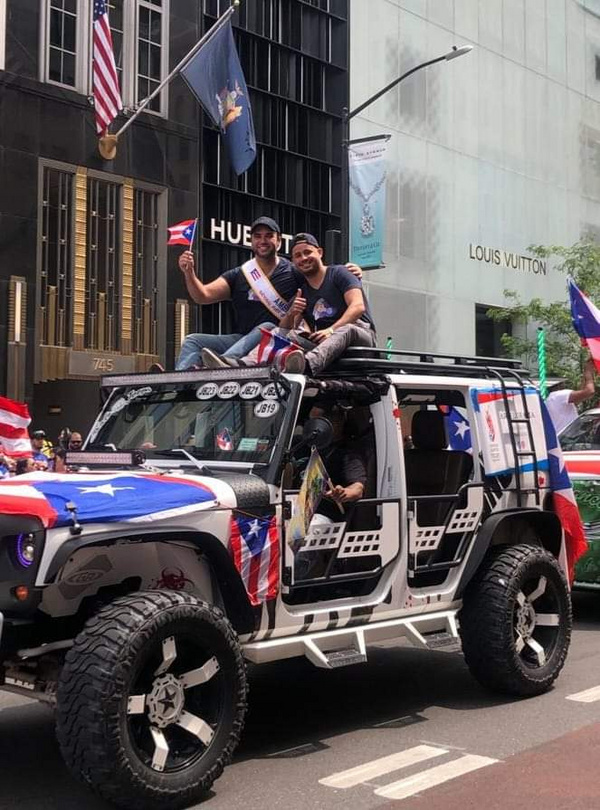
[101,365,275,388]
[66,451,140,466]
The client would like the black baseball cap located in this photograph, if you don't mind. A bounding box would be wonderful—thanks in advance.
[32,429,46,439]
[250,216,281,234]
[290,232,320,250]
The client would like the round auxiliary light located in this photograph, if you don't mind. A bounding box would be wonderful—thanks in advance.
[16,533,36,567]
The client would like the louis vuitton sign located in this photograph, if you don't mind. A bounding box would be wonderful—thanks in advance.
[469,244,547,275]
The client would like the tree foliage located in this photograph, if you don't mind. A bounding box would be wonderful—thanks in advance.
[486,241,600,389]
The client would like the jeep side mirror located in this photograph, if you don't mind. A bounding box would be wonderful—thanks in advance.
[302,417,333,450]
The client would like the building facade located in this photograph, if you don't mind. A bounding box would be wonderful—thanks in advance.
[0,0,348,436]
[350,0,600,357]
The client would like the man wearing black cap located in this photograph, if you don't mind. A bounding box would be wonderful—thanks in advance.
[224,232,376,374]
[174,217,297,369]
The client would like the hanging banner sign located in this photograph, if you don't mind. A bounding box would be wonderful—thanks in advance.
[470,386,547,477]
[348,136,389,268]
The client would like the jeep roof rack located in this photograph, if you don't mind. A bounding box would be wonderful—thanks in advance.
[330,347,530,381]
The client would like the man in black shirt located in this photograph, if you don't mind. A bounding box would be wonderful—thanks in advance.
[242,232,376,375]
[175,217,296,369]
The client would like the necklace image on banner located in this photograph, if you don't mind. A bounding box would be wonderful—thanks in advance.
[348,135,390,268]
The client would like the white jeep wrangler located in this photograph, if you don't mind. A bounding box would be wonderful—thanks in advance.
[0,349,572,809]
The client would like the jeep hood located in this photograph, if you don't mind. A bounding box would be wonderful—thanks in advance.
[0,470,248,529]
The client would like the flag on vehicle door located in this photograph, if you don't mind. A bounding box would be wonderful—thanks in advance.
[228,514,279,605]
[180,20,256,175]
[287,447,330,553]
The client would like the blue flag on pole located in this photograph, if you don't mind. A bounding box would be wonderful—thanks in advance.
[181,20,256,175]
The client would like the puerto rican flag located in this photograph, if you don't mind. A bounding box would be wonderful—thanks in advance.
[0,396,32,459]
[441,406,472,453]
[0,472,217,529]
[228,514,279,605]
[541,401,587,581]
[167,219,197,246]
[216,428,233,451]
[257,327,299,366]
[569,278,600,371]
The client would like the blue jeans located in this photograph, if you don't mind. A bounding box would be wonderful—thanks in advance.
[175,322,276,370]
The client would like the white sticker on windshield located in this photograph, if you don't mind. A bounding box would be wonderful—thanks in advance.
[261,383,280,400]
[239,381,262,400]
[254,400,280,418]
[196,382,219,400]
[218,381,240,399]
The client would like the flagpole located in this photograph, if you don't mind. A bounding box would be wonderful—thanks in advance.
[98,1,240,159]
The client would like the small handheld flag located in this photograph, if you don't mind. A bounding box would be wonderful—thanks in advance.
[168,219,197,246]
[257,328,301,366]
[568,278,600,372]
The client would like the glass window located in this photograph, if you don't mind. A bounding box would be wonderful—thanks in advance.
[40,166,75,347]
[47,0,78,87]
[137,0,165,112]
[133,188,161,355]
[475,304,511,358]
[560,413,600,450]
[86,176,122,351]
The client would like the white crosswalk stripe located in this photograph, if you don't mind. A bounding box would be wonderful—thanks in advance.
[319,745,448,789]
[374,753,498,800]
[320,745,499,801]
[566,685,600,703]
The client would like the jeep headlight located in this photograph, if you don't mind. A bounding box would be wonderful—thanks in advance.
[15,533,36,567]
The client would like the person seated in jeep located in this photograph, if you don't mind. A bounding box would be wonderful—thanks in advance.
[203,233,377,375]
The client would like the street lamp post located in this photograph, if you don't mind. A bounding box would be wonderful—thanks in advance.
[340,44,473,263]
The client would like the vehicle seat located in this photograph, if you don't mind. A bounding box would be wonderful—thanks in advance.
[404,410,473,526]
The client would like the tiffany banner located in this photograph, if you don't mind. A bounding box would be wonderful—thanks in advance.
[348,135,389,268]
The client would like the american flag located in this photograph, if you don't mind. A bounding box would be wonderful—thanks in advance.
[0,396,32,459]
[228,514,279,605]
[167,219,197,246]
[93,0,123,135]
[540,400,587,581]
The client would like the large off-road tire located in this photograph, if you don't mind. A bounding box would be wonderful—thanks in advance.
[459,543,571,697]
[56,590,247,810]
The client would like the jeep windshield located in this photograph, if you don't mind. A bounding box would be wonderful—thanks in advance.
[88,380,286,465]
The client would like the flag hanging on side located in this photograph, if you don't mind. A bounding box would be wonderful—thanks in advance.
[92,0,123,135]
[0,396,32,459]
[228,514,279,605]
[181,20,256,175]
[568,278,600,372]
[167,219,197,246]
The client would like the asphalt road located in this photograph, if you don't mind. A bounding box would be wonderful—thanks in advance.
[2,591,600,810]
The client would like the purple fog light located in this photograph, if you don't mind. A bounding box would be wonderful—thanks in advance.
[15,533,36,567]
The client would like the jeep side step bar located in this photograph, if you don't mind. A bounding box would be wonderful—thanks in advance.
[242,609,461,669]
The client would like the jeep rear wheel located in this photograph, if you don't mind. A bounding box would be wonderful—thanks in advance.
[459,543,571,697]
[56,590,247,810]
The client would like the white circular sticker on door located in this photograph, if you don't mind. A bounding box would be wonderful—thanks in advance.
[254,400,280,418]
[196,382,218,400]
[239,381,262,400]
[218,381,240,399]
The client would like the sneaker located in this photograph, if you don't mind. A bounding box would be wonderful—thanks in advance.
[201,348,240,369]
[148,362,164,373]
[282,350,305,374]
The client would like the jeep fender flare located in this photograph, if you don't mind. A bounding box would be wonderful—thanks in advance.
[45,528,256,635]
[455,508,563,599]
